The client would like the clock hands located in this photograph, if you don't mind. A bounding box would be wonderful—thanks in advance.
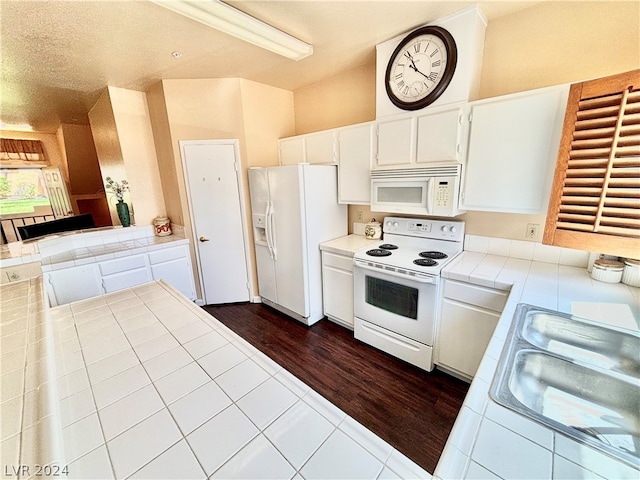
[403,51,433,82]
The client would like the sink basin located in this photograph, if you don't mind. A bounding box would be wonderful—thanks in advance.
[522,312,640,377]
[491,304,640,469]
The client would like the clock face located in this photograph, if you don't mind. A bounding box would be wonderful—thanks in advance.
[385,26,457,110]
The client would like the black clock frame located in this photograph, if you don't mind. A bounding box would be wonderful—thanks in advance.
[384,25,458,111]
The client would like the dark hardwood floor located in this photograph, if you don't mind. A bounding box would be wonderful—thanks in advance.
[202,302,469,474]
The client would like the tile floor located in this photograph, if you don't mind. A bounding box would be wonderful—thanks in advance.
[36,281,430,479]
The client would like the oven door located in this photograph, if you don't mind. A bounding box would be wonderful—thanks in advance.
[354,262,438,345]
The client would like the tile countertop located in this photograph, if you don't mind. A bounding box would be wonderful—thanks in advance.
[0,226,188,270]
[434,250,640,480]
[1,280,430,480]
[319,233,380,257]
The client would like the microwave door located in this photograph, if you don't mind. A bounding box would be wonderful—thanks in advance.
[372,178,430,212]
[425,177,434,215]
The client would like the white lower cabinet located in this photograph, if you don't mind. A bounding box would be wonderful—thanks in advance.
[44,243,196,306]
[148,245,196,300]
[99,254,151,293]
[436,279,508,380]
[321,251,354,329]
[44,264,103,307]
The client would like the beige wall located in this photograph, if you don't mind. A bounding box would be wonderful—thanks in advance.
[294,63,376,135]
[109,87,166,227]
[239,78,295,168]
[59,123,102,196]
[294,1,640,241]
[146,82,182,230]
[479,1,640,99]
[89,87,166,227]
[89,89,129,225]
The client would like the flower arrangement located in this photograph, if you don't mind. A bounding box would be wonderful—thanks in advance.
[105,177,129,202]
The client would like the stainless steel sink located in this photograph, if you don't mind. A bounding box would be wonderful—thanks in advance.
[491,303,640,469]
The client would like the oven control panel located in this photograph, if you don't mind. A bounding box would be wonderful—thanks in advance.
[383,216,464,241]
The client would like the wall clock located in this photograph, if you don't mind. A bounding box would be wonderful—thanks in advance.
[385,25,458,111]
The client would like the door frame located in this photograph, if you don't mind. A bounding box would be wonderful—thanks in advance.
[179,139,254,305]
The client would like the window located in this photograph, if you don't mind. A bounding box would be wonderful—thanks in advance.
[543,70,640,259]
[0,168,52,216]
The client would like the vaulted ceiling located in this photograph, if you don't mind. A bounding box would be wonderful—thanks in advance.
[0,1,539,133]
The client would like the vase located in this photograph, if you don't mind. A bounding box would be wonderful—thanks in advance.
[116,201,131,227]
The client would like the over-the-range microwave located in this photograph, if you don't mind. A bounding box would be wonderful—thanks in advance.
[370,163,465,217]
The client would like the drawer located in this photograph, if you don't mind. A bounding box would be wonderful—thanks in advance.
[443,279,508,312]
[148,246,187,265]
[99,254,147,276]
[322,251,353,272]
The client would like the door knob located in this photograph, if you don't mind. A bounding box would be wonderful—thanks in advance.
[199,236,210,242]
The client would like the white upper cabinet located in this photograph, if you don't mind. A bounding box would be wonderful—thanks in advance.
[375,103,467,169]
[278,136,305,165]
[305,130,337,165]
[459,84,570,213]
[375,116,416,167]
[337,122,375,204]
[416,104,466,164]
[279,130,337,165]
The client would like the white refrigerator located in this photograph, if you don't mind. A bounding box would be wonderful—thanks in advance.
[248,164,347,326]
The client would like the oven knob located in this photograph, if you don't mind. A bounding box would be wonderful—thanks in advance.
[393,221,399,228]
[450,226,457,233]
[441,225,449,232]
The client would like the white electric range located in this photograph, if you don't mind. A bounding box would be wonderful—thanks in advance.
[353,216,465,371]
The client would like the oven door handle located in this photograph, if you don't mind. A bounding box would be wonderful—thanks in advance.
[354,260,437,284]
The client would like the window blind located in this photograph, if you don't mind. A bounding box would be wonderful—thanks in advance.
[0,138,48,162]
[543,70,640,258]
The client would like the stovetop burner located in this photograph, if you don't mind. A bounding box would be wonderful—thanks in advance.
[366,248,392,257]
[413,258,438,267]
[379,244,398,250]
[419,251,448,260]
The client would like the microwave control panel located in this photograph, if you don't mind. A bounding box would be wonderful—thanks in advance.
[435,180,452,208]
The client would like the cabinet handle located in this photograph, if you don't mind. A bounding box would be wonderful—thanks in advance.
[199,236,210,242]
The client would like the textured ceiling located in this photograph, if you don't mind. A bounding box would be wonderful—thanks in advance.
[0,0,539,133]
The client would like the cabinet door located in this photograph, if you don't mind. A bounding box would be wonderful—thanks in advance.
[102,268,152,293]
[99,254,151,294]
[338,123,374,204]
[279,136,305,165]
[45,264,102,306]
[376,116,416,167]
[305,131,337,165]
[460,85,569,213]
[416,105,465,164]
[437,298,500,378]
[148,245,196,300]
[321,252,354,329]
[150,257,196,300]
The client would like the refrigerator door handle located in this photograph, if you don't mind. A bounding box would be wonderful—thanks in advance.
[265,203,274,260]
[268,202,277,261]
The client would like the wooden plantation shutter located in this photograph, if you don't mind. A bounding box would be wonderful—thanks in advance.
[543,70,640,259]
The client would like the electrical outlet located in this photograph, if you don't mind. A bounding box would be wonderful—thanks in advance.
[357,210,364,222]
[526,223,539,240]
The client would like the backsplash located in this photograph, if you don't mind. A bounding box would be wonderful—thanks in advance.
[464,234,590,268]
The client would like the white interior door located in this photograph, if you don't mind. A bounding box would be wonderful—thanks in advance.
[182,141,250,304]
[42,167,72,218]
